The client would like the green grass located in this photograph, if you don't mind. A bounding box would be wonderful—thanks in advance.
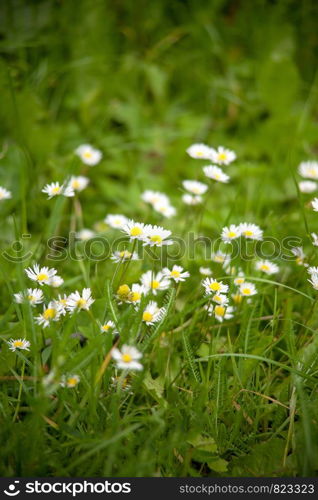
[1,0,318,477]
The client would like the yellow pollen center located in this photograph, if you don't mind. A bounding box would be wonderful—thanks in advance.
[43,308,56,320]
[83,151,92,159]
[129,292,141,302]
[117,284,131,299]
[244,230,254,236]
[76,298,87,308]
[120,250,131,258]
[228,231,237,238]
[102,324,111,331]
[260,264,269,271]
[242,288,251,295]
[143,312,153,322]
[67,377,78,386]
[151,280,160,289]
[28,295,34,301]
[150,235,163,244]
[209,282,221,291]
[37,273,48,282]
[52,187,60,194]
[196,151,203,157]
[130,226,142,236]
[218,153,227,161]
[215,305,225,316]
[213,295,222,303]
[122,354,132,363]
[171,270,181,278]
[13,340,24,348]
[235,278,245,284]
[309,169,317,176]
[72,180,80,189]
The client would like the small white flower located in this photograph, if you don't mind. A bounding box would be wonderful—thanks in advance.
[75,144,102,166]
[141,270,170,294]
[182,180,208,195]
[48,275,64,288]
[239,282,257,296]
[202,278,229,295]
[75,229,95,241]
[162,265,190,282]
[69,176,90,192]
[199,267,213,276]
[105,214,129,229]
[127,284,145,305]
[111,250,139,263]
[255,260,279,275]
[60,374,80,388]
[233,272,245,285]
[298,161,318,180]
[42,182,74,199]
[141,190,170,206]
[221,224,242,243]
[0,186,12,200]
[100,320,117,334]
[25,264,57,286]
[205,304,234,322]
[142,301,166,325]
[112,344,143,371]
[308,273,318,290]
[122,220,149,241]
[7,338,30,352]
[239,222,263,240]
[153,202,176,218]
[307,266,318,275]
[203,165,230,183]
[291,246,306,266]
[186,143,213,160]
[299,181,317,193]
[56,294,69,315]
[311,233,318,247]
[35,301,62,328]
[182,193,202,205]
[66,288,94,312]
[211,294,229,305]
[14,288,44,306]
[143,224,172,247]
[210,146,236,165]
[311,198,318,211]
[211,251,231,267]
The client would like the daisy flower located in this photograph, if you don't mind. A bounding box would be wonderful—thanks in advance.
[210,146,236,165]
[199,266,213,276]
[205,304,234,322]
[211,294,229,305]
[221,224,242,243]
[7,338,30,352]
[308,273,318,290]
[153,201,176,218]
[182,180,208,195]
[100,320,117,334]
[141,190,170,206]
[122,220,149,241]
[186,143,213,160]
[75,229,95,241]
[127,284,145,305]
[35,301,62,328]
[69,176,89,192]
[255,260,279,275]
[105,214,129,230]
[0,186,12,200]
[75,144,102,166]
[239,222,263,240]
[111,250,139,263]
[298,161,318,180]
[203,165,230,183]
[202,278,229,295]
[299,181,317,193]
[14,288,44,306]
[42,182,74,199]
[142,301,166,325]
[25,264,57,286]
[60,374,80,388]
[291,247,306,266]
[48,275,64,288]
[211,251,231,267]
[311,233,318,246]
[116,284,131,303]
[307,266,318,275]
[239,282,257,296]
[182,194,203,205]
[163,265,190,282]
[66,288,94,312]
[311,198,318,211]
[112,344,143,371]
[143,224,172,247]
[234,272,245,286]
[141,270,170,294]
[56,294,69,315]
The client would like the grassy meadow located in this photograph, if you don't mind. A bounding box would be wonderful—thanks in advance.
[1,0,318,477]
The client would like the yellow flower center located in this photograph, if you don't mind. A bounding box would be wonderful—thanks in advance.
[28,295,35,301]
[192,187,201,194]
[52,186,60,194]
[83,151,93,159]
[151,280,160,289]
[122,353,132,363]
[213,295,222,303]
[260,264,269,271]
[37,273,48,282]
[235,278,245,284]
[244,230,254,237]
[214,174,221,180]
[102,324,111,331]
[150,235,163,244]
[143,311,153,322]
[196,151,203,157]
[214,256,224,262]
[117,284,131,299]
[130,226,142,236]
[227,231,237,238]
[67,377,78,387]
[13,340,24,348]
[218,152,227,161]
[309,169,317,176]
[76,298,87,308]
[209,282,221,291]
[129,291,141,302]
[242,288,251,295]
[119,250,131,259]
[43,308,56,320]
[72,180,80,189]
[232,294,243,304]
[171,270,180,278]
[214,305,225,317]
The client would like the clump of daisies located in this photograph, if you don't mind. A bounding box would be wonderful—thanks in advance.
[75,144,102,166]
[186,143,236,165]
